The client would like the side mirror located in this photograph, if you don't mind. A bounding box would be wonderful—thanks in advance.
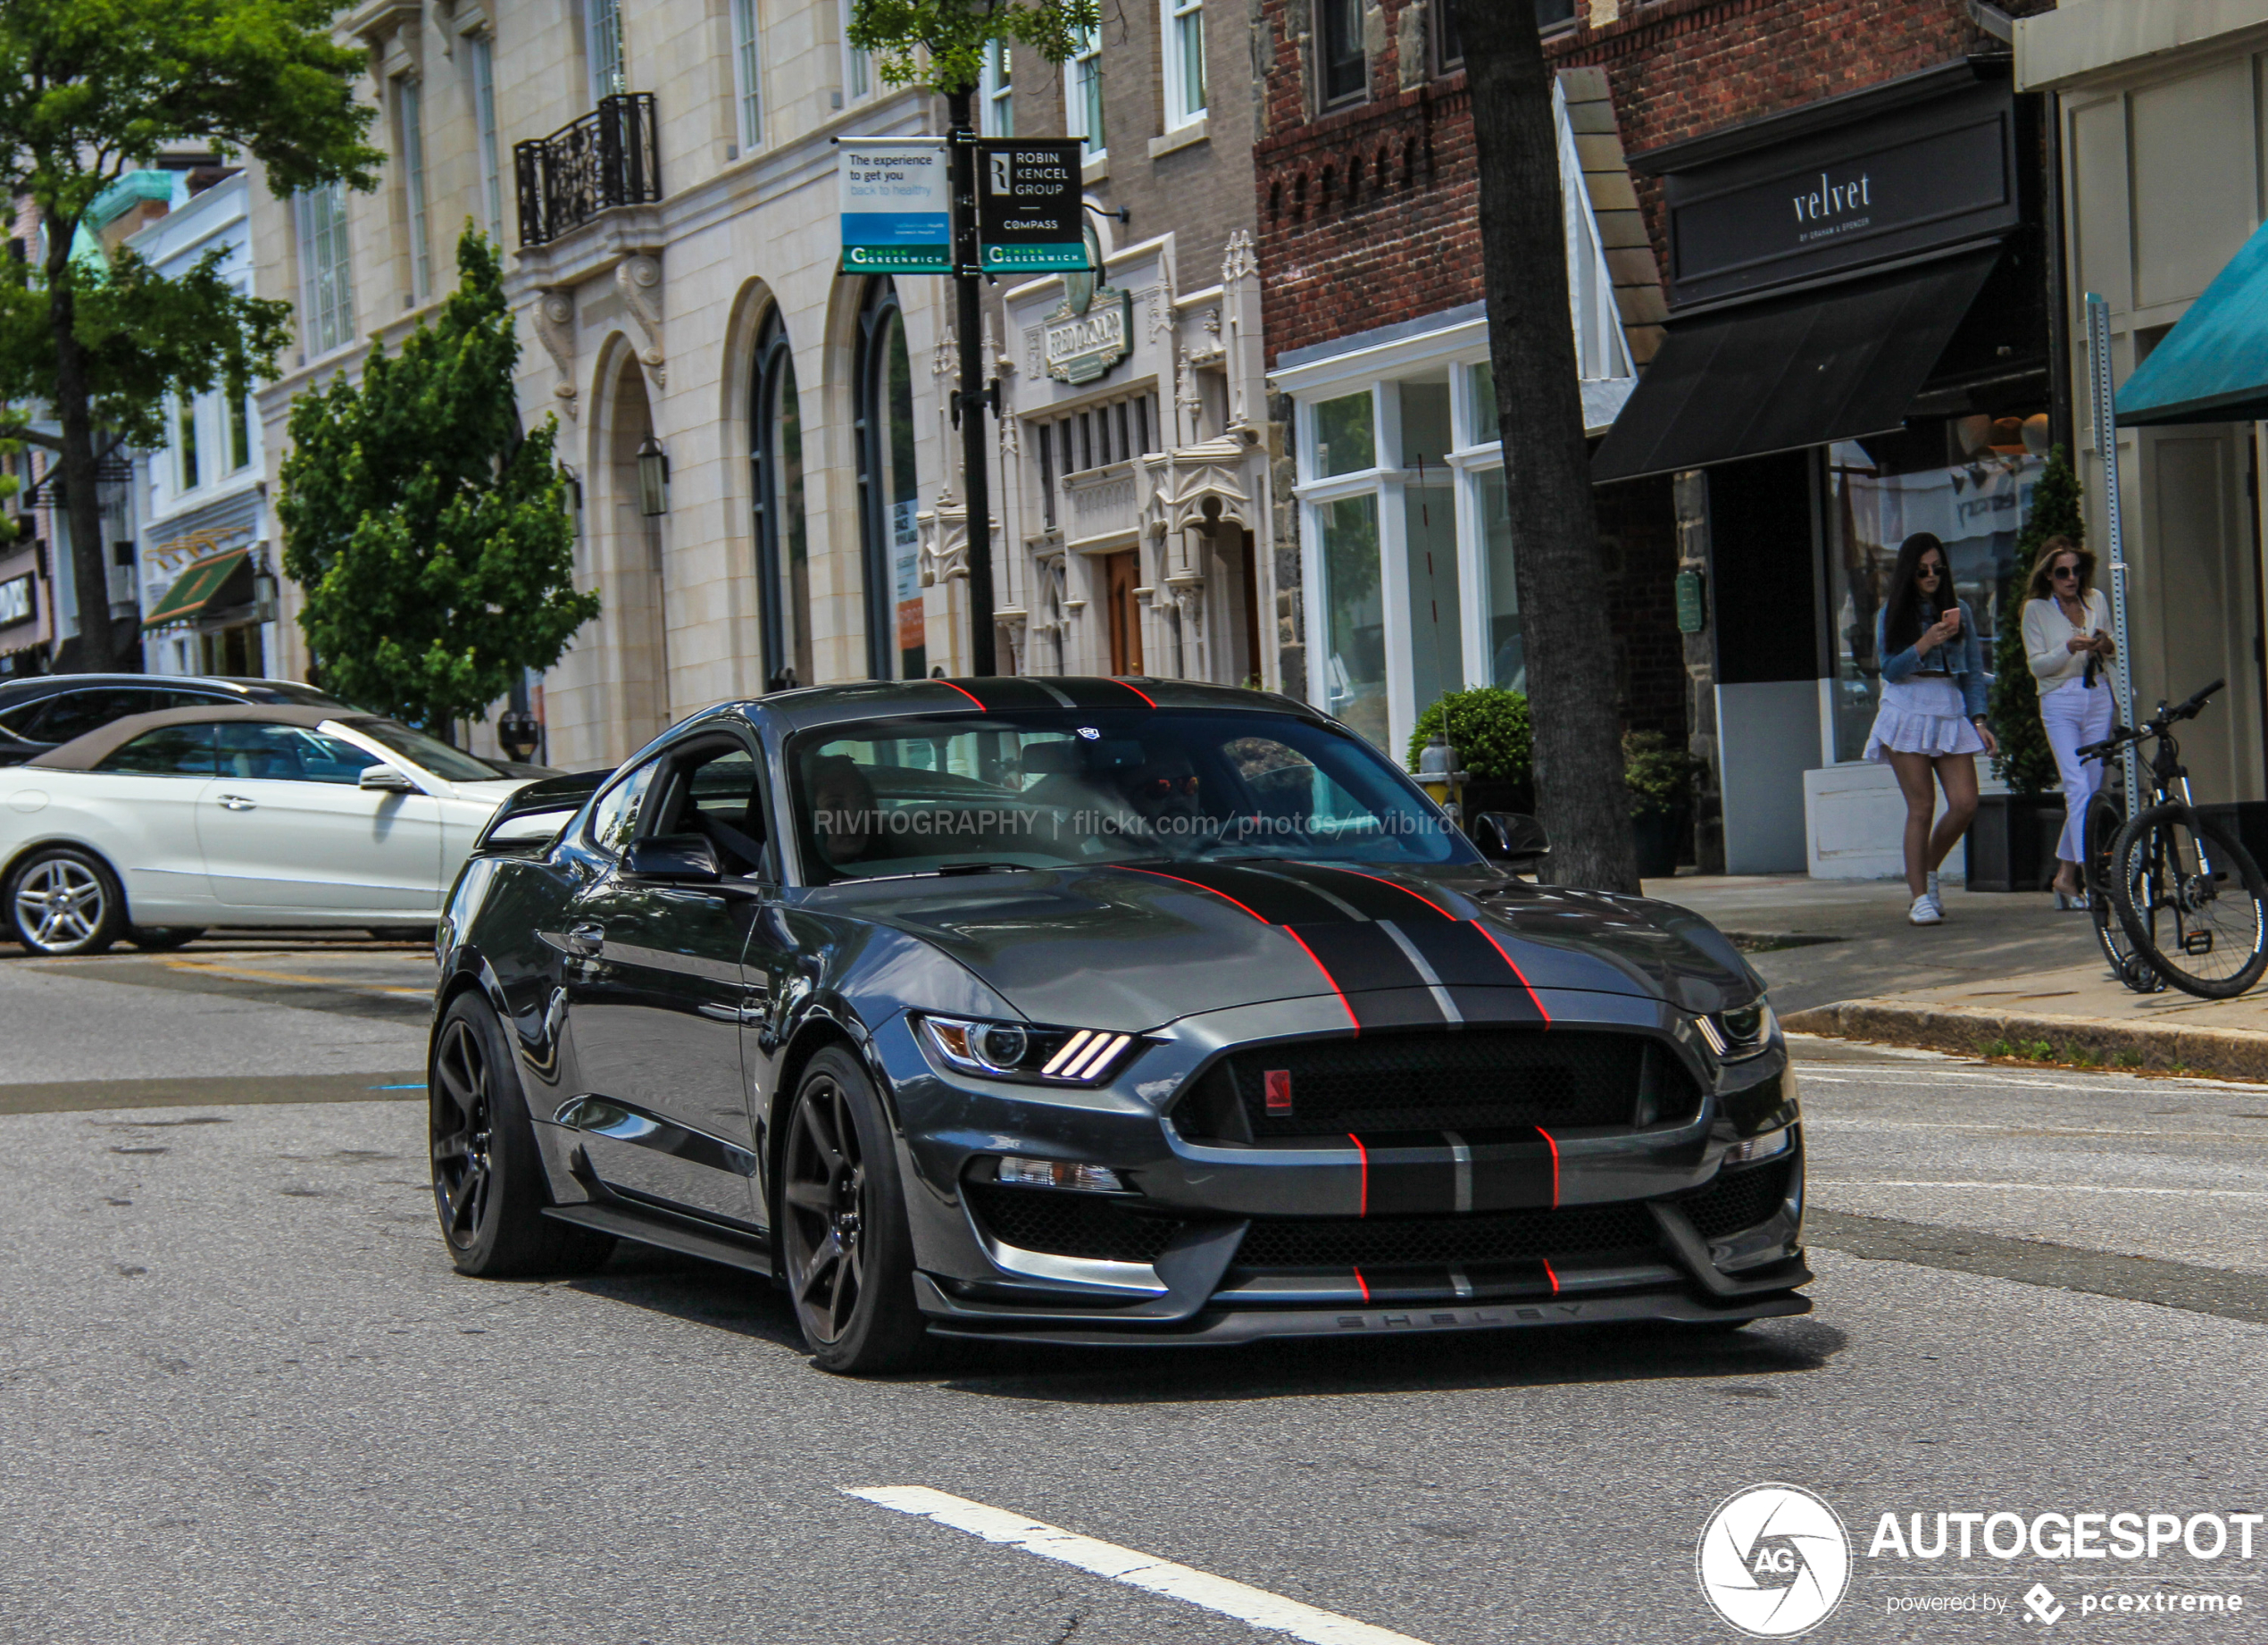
[1471,811,1550,866]
[623,833,721,884]
[359,764,418,793]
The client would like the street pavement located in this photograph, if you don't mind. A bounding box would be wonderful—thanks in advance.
[4,942,2266,1642]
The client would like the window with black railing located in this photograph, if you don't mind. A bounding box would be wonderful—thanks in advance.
[513,92,662,248]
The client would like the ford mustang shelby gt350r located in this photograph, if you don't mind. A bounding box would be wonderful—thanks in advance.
[429,678,1808,1372]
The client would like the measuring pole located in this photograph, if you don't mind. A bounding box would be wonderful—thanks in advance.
[944,88,997,676]
[2085,293,2139,814]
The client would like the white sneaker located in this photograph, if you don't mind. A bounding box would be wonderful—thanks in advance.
[1909,894,1942,926]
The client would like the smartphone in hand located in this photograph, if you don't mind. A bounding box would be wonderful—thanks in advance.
[1939,605,1962,632]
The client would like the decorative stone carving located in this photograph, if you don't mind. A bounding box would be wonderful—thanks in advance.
[1141,438,1255,543]
[534,288,578,419]
[614,254,665,385]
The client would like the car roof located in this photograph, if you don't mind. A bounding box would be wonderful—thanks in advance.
[0,674,343,708]
[25,703,354,771]
[748,677,1323,738]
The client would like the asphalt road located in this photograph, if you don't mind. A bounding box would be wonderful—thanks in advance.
[4,948,2265,1643]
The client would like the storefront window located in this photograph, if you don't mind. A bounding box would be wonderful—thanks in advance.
[752,309,813,689]
[1468,362,1499,445]
[1823,415,2047,762]
[1404,484,1461,715]
[1399,380,1453,469]
[1313,392,1374,477]
[856,278,924,681]
[1478,468,1523,693]
[1319,495,1384,746]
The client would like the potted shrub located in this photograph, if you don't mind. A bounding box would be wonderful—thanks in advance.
[1408,688,1533,817]
[1624,731,1702,878]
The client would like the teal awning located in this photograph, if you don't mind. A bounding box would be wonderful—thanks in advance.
[2117,218,2268,426]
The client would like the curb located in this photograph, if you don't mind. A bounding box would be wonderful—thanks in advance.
[1783,1000,2268,1081]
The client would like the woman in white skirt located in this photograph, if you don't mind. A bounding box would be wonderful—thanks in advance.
[1866,532,1998,925]
[2021,536,2116,906]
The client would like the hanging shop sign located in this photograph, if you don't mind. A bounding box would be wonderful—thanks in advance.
[838,139,952,273]
[1043,221,1132,384]
[0,572,32,630]
[975,139,1087,272]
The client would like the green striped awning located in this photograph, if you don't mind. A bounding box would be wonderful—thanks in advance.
[142,547,252,631]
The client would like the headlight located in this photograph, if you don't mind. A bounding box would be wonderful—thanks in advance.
[1697,999,1778,1062]
[919,1015,1138,1084]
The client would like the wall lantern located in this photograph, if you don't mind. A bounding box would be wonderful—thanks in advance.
[252,555,279,624]
[637,433,670,517]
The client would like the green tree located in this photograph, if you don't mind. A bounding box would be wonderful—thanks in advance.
[1456,10,1638,892]
[0,0,379,672]
[846,0,1099,96]
[1988,447,2085,797]
[279,230,597,739]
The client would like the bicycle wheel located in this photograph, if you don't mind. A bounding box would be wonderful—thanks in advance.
[2083,790,2162,991]
[2111,805,2268,998]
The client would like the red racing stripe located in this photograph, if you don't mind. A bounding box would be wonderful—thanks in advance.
[1471,919,1551,1025]
[1353,1266,1371,1302]
[1348,1132,1368,1216]
[1537,1126,1559,1208]
[1118,865,1270,923]
[1286,928,1361,1033]
[1542,1258,1560,1294]
[1112,678,1158,707]
[934,680,987,710]
[1317,864,1454,919]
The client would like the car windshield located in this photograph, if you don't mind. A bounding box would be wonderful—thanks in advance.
[341,717,505,784]
[786,710,1475,883]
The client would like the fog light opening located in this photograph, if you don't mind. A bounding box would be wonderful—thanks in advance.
[1725,1126,1792,1166]
[994,1156,1126,1193]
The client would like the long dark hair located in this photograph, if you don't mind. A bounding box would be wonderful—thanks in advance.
[1881,532,1953,655]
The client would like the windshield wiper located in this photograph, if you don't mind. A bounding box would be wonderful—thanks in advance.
[932,861,1035,876]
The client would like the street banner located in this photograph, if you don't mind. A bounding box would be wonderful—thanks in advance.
[838,139,951,273]
[974,139,1087,273]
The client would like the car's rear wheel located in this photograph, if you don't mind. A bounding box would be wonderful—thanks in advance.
[429,991,614,1278]
[127,926,204,952]
[779,1047,930,1374]
[5,847,125,956]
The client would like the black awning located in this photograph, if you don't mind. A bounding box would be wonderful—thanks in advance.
[1591,248,1999,484]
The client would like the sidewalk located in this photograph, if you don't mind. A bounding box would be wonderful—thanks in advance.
[1639,873,2268,1081]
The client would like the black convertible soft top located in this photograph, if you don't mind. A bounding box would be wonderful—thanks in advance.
[472,767,611,852]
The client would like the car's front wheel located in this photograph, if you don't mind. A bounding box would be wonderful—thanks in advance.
[779,1046,930,1374]
[5,846,125,956]
[429,991,614,1278]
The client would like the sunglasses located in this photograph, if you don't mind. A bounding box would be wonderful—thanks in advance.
[1916,562,1945,579]
[1139,774,1200,798]
[2051,565,2081,581]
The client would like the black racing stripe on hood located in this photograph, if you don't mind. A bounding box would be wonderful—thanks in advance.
[1127,861,1352,926]
[1288,925,1452,1034]
[1268,862,1459,923]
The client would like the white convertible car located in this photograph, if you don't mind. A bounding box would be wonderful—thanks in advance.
[1,704,532,955]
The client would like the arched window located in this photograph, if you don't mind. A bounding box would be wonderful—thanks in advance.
[854,278,922,680]
[750,309,812,689]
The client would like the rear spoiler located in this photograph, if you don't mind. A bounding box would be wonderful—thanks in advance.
[473,767,612,854]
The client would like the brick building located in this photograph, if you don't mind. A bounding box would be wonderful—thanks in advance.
[1256,0,2064,875]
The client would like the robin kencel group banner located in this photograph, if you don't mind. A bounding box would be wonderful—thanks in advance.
[974,139,1086,274]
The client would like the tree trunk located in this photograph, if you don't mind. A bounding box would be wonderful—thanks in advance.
[47,218,118,674]
[1460,11,1638,894]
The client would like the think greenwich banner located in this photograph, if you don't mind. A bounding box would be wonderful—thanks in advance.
[838,139,951,274]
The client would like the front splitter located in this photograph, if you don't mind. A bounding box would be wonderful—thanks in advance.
[922,1286,1811,1348]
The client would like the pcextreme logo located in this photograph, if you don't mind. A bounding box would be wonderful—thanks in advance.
[1697,1483,1853,1638]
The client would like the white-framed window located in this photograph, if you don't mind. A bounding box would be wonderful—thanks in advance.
[470,32,504,241]
[840,0,871,101]
[175,397,201,494]
[731,0,763,151]
[586,0,626,102]
[1068,27,1104,158]
[296,181,356,356]
[396,76,431,301]
[1164,0,1205,129]
[229,387,253,473]
[980,39,1013,138]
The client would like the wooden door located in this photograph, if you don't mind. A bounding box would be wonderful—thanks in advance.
[1105,550,1144,675]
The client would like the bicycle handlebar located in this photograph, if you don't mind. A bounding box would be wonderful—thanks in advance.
[2074,680,2224,764]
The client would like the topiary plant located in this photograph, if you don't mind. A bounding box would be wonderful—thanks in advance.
[1408,687,1533,785]
[1623,730,1703,820]
[1988,445,2082,798]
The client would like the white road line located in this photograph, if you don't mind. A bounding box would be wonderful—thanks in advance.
[1818,1180,2268,1199]
[843,1486,1434,1645]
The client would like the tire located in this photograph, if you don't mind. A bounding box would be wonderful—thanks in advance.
[5,846,126,956]
[2084,792,2164,993]
[127,926,204,952]
[2111,804,2268,1000]
[777,1046,930,1374]
[429,990,615,1278]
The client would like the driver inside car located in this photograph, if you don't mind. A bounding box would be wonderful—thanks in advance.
[807,755,878,865]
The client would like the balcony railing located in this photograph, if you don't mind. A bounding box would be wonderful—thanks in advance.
[514,93,661,248]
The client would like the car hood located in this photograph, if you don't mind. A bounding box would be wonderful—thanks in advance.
[809,860,1759,1031]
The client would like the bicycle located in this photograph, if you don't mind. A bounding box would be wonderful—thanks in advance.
[2080,781,2163,993]
[2078,679,2268,999]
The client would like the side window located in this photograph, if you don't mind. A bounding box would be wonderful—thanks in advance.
[586,760,660,859]
[96,723,221,776]
[213,722,386,784]
[670,744,771,877]
[30,689,174,743]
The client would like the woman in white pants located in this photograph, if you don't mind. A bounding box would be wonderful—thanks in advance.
[2021,536,2115,906]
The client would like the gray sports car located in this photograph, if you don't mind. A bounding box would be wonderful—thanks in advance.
[430,678,1808,1372]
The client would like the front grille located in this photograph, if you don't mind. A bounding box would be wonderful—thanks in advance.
[1233,1201,1662,1269]
[965,1183,1187,1263]
[1175,1030,1694,1141]
[1680,1157,1795,1240]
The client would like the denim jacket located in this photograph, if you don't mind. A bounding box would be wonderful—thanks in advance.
[1878,600,1989,719]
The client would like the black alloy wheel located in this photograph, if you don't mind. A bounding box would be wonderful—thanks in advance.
[4,845,125,956]
[429,991,614,1277]
[779,1047,929,1374]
